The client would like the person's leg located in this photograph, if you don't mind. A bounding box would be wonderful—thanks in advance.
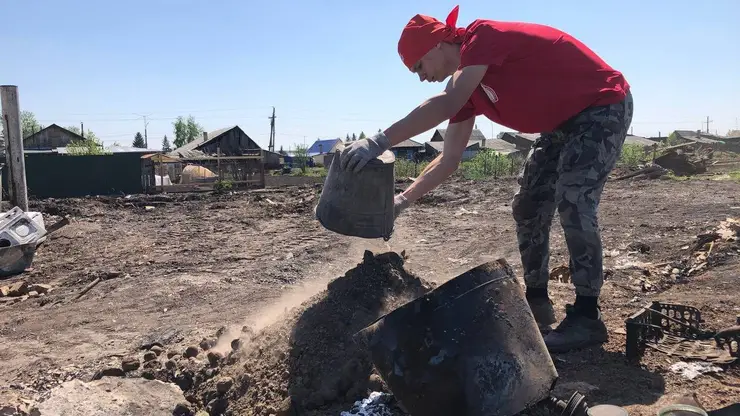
[512,133,565,327]
[544,91,634,352]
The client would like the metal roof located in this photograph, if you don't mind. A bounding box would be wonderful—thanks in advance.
[307,138,342,156]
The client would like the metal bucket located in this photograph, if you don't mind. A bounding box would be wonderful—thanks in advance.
[355,259,558,416]
[315,148,396,240]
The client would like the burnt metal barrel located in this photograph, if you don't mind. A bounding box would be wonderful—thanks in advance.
[315,148,396,240]
[356,259,558,416]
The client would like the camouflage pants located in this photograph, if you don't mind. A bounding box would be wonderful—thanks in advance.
[512,91,634,297]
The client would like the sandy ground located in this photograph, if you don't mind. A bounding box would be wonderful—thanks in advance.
[1,176,739,415]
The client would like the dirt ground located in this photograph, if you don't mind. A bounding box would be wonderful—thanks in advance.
[1,175,739,415]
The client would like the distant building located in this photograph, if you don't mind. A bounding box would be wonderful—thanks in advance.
[307,138,343,156]
[624,135,661,147]
[391,139,425,160]
[23,124,86,150]
[424,128,519,161]
[497,132,540,152]
[168,125,279,169]
[669,130,725,145]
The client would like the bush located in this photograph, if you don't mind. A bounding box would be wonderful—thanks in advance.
[290,167,327,177]
[395,159,429,178]
[618,143,652,169]
[213,179,233,193]
[460,149,523,180]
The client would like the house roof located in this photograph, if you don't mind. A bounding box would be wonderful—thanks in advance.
[672,130,724,144]
[474,138,519,153]
[392,139,424,149]
[307,138,342,156]
[426,139,517,154]
[624,135,660,147]
[23,123,86,143]
[432,128,487,142]
[104,145,154,153]
[169,125,246,158]
[498,132,540,142]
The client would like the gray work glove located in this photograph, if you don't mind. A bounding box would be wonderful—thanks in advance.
[394,194,410,219]
[340,132,391,173]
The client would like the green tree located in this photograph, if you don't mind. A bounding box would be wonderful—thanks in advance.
[172,115,204,148]
[65,125,99,141]
[359,131,367,140]
[351,133,357,141]
[132,132,146,148]
[293,144,310,174]
[21,111,41,138]
[162,135,172,152]
[66,136,108,155]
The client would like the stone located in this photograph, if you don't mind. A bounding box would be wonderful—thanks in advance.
[165,360,177,371]
[230,339,242,351]
[28,283,52,294]
[216,377,233,394]
[0,286,9,297]
[184,346,199,358]
[173,402,194,416]
[206,398,228,415]
[275,397,293,416]
[0,406,17,415]
[215,326,227,338]
[143,351,157,362]
[36,378,185,415]
[91,367,125,380]
[199,337,217,351]
[139,327,184,350]
[121,357,141,372]
[143,360,162,370]
[27,291,39,298]
[207,351,224,367]
[7,281,28,297]
[141,370,156,380]
[149,345,164,356]
[167,350,180,359]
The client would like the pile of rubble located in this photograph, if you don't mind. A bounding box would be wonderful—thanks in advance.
[616,142,716,180]
[20,251,431,416]
[0,281,52,305]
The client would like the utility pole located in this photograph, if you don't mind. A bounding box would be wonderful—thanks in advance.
[81,121,84,138]
[268,107,276,153]
[134,113,151,148]
[1,85,29,211]
[703,116,712,134]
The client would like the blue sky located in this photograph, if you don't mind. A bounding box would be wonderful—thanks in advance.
[3,0,738,150]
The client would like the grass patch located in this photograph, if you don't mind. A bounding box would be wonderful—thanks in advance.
[665,172,691,181]
[618,144,653,169]
[395,159,429,178]
[460,149,523,180]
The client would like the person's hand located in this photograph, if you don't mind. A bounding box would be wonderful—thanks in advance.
[394,194,411,219]
[340,132,391,173]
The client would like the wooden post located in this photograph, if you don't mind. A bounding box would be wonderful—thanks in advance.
[1,86,29,211]
[217,146,222,181]
[158,158,164,193]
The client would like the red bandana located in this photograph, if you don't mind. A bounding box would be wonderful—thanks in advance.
[397,5,467,70]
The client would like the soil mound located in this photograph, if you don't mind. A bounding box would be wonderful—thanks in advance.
[193,250,434,415]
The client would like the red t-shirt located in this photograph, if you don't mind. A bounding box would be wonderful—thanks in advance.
[450,20,630,133]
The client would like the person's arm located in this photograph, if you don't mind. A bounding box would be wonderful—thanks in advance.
[383,65,487,147]
[400,117,475,203]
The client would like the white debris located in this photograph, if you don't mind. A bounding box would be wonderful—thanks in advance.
[669,361,723,380]
[340,392,394,416]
